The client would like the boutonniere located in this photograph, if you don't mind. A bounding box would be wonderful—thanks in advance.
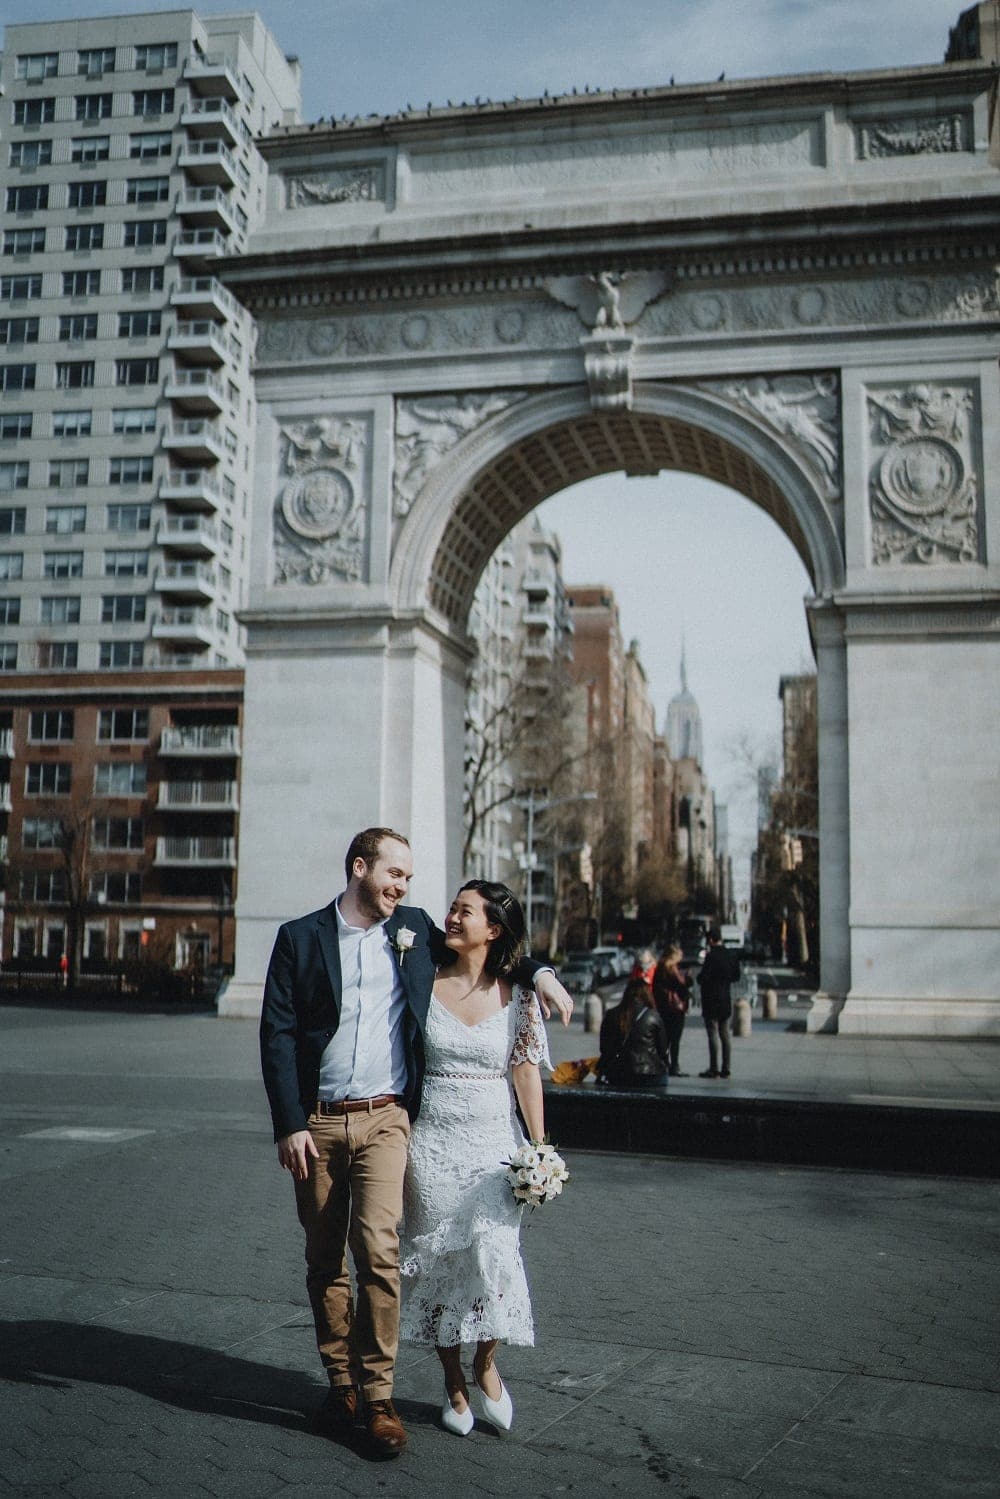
[393,926,416,961]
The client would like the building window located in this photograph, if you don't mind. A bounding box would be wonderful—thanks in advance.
[55,361,95,390]
[77,47,116,76]
[63,270,101,297]
[43,551,84,579]
[16,52,59,81]
[133,88,175,116]
[115,358,158,386]
[0,552,24,580]
[67,181,107,209]
[90,871,141,903]
[29,709,75,742]
[8,141,53,169]
[22,816,63,850]
[135,42,178,70]
[109,456,154,484]
[13,99,56,127]
[92,816,144,850]
[101,594,146,623]
[1,275,42,302]
[0,318,40,346]
[112,408,156,435]
[99,641,145,668]
[58,314,99,342]
[95,761,147,796]
[106,503,151,531]
[25,767,71,803]
[65,224,104,252]
[0,364,35,391]
[85,924,108,961]
[71,136,110,164]
[118,310,161,338]
[125,176,169,205]
[48,460,90,490]
[6,184,49,213]
[53,410,93,438]
[45,504,87,534]
[129,131,172,160]
[0,507,27,535]
[19,871,68,904]
[37,641,79,670]
[97,708,149,742]
[0,414,33,438]
[121,266,164,293]
[104,549,148,578]
[122,220,167,247]
[0,598,20,625]
[40,596,81,625]
[0,462,29,491]
[3,229,46,256]
[75,93,113,122]
[0,642,17,669]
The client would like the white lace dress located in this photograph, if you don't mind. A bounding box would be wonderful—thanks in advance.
[399,984,551,1347]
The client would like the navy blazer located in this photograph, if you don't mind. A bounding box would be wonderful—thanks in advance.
[259,898,545,1140]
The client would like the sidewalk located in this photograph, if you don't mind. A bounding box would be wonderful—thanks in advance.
[1,1005,998,1499]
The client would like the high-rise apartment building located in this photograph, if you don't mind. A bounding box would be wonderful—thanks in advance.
[0,11,301,676]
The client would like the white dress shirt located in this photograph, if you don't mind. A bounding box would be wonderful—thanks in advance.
[317,899,409,1101]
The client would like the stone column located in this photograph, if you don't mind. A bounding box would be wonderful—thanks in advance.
[806,601,851,1031]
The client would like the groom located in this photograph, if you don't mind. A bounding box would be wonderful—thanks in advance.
[260,827,571,1456]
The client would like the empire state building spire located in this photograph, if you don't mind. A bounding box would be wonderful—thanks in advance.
[665,643,704,766]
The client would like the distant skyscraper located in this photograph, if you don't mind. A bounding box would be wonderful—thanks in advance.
[665,643,703,765]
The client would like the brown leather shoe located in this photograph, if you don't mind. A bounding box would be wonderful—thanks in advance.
[365,1398,408,1457]
[313,1384,359,1435]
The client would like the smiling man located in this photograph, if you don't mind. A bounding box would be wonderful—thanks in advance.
[259,826,572,1457]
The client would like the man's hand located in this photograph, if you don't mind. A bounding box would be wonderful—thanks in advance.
[277,1129,319,1181]
[534,970,574,1027]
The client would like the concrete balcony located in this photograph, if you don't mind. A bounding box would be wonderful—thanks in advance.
[179,139,238,188]
[162,420,223,464]
[156,515,219,557]
[522,601,557,629]
[172,229,229,266]
[182,52,241,101]
[154,561,217,603]
[170,276,237,321]
[175,186,237,235]
[160,724,240,757]
[157,779,238,812]
[0,728,13,757]
[167,318,230,366]
[164,369,226,414]
[181,96,240,145]
[0,783,11,813]
[0,834,7,862]
[152,606,214,648]
[160,468,221,513]
[154,835,237,867]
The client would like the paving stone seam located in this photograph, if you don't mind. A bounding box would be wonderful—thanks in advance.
[738,1371,852,1481]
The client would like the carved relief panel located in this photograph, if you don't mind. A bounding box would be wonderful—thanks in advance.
[271,414,371,586]
[866,382,981,566]
[392,391,527,519]
[698,373,842,502]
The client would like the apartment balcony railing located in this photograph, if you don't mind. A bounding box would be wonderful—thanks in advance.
[165,368,226,414]
[160,468,221,512]
[0,728,13,758]
[153,561,217,604]
[175,185,237,234]
[167,318,231,366]
[180,97,240,145]
[172,228,229,265]
[182,52,241,101]
[160,724,240,756]
[0,783,12,813]
[154,835,237,867]
[162,420,223,464]
[170,276,237,320]
[178,138,238,187]
[151,607,214,648]
[156,515,219,556]
[156,779,239,812]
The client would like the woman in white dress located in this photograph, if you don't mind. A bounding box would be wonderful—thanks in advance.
[400,879,550,1437]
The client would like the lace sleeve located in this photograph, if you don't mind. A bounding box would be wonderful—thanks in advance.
[509,985,552,1072]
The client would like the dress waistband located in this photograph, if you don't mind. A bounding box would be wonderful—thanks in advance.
[425,1069,505,1080]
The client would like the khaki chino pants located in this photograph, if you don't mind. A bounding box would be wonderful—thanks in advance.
[294,1102,410,1400]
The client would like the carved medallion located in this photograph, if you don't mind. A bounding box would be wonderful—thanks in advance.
[272,416,369,586]
[494,308,526,344]
[400,314,432,350]
[306,321,344,357]
[867,383,980,566]
[281,466,355,539]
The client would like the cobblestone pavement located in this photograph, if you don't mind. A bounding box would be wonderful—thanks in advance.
[1,1006,998,1498]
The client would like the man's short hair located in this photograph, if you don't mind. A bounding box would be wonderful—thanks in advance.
[345,827,411,884]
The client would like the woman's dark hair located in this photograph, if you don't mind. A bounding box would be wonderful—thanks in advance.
[457,879,526,977]
[614,976,652,1038]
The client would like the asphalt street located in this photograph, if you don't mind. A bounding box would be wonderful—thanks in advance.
[1,1004,998,1498]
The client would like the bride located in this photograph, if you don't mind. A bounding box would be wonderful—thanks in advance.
[399,879,550,1436]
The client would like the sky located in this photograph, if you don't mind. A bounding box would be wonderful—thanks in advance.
[1,0,959,885]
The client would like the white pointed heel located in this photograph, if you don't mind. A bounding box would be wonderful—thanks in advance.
[475,1373,513,1431]
[441,1389,474,1436]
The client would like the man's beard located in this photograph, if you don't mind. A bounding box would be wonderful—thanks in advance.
[356,868,393,922]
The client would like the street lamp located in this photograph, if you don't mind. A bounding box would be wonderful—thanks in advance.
[516,789,597,949]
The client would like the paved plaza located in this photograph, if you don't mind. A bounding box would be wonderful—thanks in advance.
[1,1003,998,1498]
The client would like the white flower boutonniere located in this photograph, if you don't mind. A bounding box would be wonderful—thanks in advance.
[393,926,416,961]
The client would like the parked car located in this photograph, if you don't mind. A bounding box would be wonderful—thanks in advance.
[558,957,600,996]
[588,945,627,982]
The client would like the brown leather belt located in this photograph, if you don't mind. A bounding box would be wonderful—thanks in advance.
[316,1094,403,1116]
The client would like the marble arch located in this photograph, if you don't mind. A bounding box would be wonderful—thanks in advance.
[220,58,1000,1035]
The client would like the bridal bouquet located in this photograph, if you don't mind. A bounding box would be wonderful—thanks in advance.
[504,1141,569,1206]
